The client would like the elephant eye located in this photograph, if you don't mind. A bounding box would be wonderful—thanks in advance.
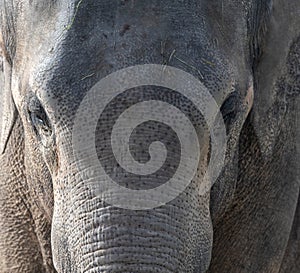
[30,112,52,136]
[28,97,53,146]
[220,92,239,128]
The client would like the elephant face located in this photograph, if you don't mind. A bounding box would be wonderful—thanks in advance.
[1,0,299,272]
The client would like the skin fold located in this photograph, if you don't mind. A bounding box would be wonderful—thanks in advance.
[0,0,299,272]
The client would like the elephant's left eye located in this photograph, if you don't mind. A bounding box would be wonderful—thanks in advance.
[28,98,53,146]
[220,92,239,127]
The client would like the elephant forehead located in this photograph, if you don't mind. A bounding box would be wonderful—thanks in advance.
[15,0,248,116]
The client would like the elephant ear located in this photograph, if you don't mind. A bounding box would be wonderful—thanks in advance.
[252,0,300,158]
[0,46,17,154]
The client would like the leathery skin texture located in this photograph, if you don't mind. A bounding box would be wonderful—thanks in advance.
[0,0,299,272]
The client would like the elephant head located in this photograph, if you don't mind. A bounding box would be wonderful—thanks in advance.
[0,0,299,272]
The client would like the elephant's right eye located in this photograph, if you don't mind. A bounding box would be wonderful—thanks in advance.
[30,112,52,136]
[27,97,53,147]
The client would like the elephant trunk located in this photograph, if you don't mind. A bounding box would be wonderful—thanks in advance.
[51,184,212,273]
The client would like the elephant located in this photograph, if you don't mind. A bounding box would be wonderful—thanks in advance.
[0,0,299,272]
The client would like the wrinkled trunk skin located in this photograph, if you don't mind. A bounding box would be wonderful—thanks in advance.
[52,172,212,272]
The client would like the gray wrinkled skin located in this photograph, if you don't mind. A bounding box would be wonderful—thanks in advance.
[0,0,299,272]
